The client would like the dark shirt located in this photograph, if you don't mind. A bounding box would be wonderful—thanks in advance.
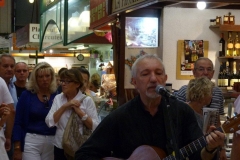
[14,82,26,99]
[75,95,203,160]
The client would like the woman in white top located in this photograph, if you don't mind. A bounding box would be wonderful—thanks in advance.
[45,68,100,160]
[0,77,13,160]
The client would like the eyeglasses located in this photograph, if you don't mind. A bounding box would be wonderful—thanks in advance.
[195,67,213,73]
[60,80,73,85]
[16,69,28,73]
[42,95,49,108]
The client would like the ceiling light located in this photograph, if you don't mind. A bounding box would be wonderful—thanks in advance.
[29,0,34,3]
[68,12,80,28]
[79,5,90,26]
[197,1,206,10]
[68,47,76,50]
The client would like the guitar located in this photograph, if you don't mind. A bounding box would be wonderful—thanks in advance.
[104,114,240,160]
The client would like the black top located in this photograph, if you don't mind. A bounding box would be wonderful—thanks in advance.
[75,95,203,160]
[14,82,26,99]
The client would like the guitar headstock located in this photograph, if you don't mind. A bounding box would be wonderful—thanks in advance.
[222,114,240,133]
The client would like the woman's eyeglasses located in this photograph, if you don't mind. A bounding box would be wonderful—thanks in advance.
[60,80,73,85]
[43,95,49,108]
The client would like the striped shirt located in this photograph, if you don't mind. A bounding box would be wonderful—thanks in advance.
[175,85,224,115]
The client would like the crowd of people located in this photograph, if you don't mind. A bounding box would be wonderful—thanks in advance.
[0,53,239,160]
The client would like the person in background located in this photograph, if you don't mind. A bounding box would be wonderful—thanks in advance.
[0,53,16,159]
[230,96,240,160]
[56,67,67,94]
[55,73,61,87]
[175,57,226,159]
[75,54,224,160]
[14,62,29,100]
[78,66,96,97]
[186,77,215,131]
[13,62,57,160]
[45,68,100,160]
[89,73,101,93]
[0,77,14,160]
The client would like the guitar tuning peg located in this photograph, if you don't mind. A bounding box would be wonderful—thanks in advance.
[226,116,230,120]
[230,128,235,132]
[238,125,240,129]
[234,112,238,116]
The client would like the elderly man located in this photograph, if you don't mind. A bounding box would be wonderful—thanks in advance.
[175,57,226,160]
[14,62,29,99]
[75,54,225,160]
[0,53,16,159]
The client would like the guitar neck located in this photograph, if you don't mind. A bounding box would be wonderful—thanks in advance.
[164,127,223,160]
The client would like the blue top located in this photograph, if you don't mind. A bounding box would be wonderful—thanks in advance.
[13,90,57,151]
[8,79,18,109]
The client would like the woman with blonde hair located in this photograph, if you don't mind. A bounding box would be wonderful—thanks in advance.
[13,62,57,160]
[186,77,215,131]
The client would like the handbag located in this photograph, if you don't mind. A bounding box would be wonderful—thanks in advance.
[62,96,92,160]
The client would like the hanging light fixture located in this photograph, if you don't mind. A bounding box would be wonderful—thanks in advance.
[197,1,206,10]
[29,0,34,3]
[68,12,80,28]
[79,5,90,26]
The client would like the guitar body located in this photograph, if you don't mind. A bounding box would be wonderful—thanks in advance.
[103,145,166,160]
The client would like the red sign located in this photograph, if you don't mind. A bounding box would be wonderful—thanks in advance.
[0,0,5,7]
[90,0,116,30]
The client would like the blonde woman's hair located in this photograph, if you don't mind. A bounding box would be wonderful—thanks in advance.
[26,62,57,93]
[186,77,214,102]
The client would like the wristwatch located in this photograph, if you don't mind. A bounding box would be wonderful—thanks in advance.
[81,114,88,121]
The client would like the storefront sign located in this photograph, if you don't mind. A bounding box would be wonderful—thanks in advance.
[16,23,62,48]
[0,0,5,7]
[90,0,116,29]
[112,0,157,14]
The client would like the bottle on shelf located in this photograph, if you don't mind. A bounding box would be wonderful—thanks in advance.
[219,33,225,57]
[227,32,234,56]
[222,70,229,87]
[230,61,238,86]
[218,72,223,87]
[235,33,240,56]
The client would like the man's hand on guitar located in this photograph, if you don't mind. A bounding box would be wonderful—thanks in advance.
[205,126,225,151]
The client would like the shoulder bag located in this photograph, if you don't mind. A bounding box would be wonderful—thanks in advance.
[62,96,92,160]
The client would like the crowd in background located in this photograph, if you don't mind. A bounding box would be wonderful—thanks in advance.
[0,53,239,160]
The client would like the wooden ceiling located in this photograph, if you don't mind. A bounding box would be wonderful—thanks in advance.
[147,0,240,9]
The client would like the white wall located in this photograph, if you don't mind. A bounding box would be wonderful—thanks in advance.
[162,8,240,90]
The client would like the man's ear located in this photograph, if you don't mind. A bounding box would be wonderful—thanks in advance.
[131,78,136,87]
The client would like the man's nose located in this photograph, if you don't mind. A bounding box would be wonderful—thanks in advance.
[150,73,157,81]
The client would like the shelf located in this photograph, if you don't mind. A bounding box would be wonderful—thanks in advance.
[218,56,240,59]
[209,25,240,32]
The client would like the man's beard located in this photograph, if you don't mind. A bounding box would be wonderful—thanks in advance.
[146,90,160,99]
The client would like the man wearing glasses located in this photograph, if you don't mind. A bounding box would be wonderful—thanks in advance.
[14,62,29,100]
[175,57,226,160]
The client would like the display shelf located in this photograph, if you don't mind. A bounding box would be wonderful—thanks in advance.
[218,56,240,59]
[209,24,240,32]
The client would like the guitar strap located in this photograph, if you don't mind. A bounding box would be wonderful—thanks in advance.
[162,97,180,159]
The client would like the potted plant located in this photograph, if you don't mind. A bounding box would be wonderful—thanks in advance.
[89,49,100,58]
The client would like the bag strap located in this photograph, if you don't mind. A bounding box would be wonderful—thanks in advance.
[79,96,87,103]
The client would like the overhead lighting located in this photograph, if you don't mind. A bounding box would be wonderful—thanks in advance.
[76,45,89,50]
[68,47,76,50]
[197,1,206,10]
[68,12,80,28]
[79,5,90,27]
[29,0,34,3]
